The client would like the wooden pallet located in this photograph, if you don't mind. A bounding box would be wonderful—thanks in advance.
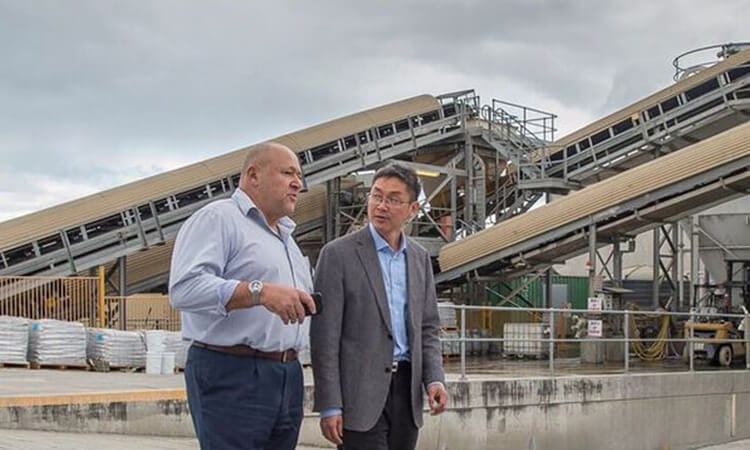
[89,359,145,373]
[30,362,90,371]
[0,361,30,369]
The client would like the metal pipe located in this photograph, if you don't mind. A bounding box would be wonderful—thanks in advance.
[624,310,630,373]
[460,307,467,380]
[548,309,555,373]
[689,309,695,372]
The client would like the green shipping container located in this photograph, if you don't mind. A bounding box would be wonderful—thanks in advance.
[487,275,589,310]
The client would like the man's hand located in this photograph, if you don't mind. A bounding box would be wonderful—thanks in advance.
[427,383,447,415]
[320,414,343,445]
[260,283,316,324]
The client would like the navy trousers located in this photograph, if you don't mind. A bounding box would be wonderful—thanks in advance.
[185,345,304,450]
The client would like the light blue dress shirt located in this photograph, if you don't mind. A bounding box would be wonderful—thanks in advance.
[169,189,313,351]
[368,223,410,362]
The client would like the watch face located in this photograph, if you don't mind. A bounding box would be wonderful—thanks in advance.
[250,281,263,293]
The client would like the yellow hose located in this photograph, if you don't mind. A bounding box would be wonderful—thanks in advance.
[628,308,671,361]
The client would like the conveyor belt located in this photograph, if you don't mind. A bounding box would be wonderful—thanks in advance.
[543,47,750,161]
[438,121,750,281]
[0,94,460,277]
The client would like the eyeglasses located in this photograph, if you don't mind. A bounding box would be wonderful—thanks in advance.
[367,193,409,207]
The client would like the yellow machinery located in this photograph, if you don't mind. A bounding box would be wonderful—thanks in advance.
[682,320,744,367]
[683,259,750,367]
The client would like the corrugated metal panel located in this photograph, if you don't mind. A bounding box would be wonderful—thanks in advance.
[564,276,590,309]
[547,47,750,153]
[0,95,439,250]
[487,275,589,310]
[125,242,174,286]
[439,120,750,272]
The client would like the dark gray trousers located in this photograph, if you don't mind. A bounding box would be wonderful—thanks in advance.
[341,361,419,450]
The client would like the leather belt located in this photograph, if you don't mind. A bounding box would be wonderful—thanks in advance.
[192,341,297,362]
[391,360,410,373]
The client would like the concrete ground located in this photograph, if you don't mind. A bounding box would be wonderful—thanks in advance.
[0,429,331,449]
[0,363,746,450]
[697,440,750,450]
[0,429,747,450]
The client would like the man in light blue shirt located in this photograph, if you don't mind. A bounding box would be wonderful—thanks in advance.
[170,142,316,450]
[311,164,447,450]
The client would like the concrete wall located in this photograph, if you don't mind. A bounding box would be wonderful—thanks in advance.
[2,372,749,450]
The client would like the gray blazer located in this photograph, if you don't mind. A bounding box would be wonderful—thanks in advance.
[310,227,445,432]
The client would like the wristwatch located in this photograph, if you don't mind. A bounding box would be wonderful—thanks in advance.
[248,280,264,306]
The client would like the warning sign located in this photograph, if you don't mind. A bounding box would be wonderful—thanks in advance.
[587,297,602,312]
[588,319,603,338]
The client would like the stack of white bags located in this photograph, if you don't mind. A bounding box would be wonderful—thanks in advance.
[0,316,30,364]
[86,328,146,369]
[144,330,183,375]
[28,319,87,366]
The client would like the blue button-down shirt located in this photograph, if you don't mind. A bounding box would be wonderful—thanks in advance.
[368,223,410,361]
[169,189,313,351]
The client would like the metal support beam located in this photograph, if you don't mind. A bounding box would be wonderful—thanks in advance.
[690,215,700,308]
[588,221,597,297]
[544,268,553,308]
[325,178,340,241]
[653,227,661,306]
[118,255,127,330]
[612,236,623,288]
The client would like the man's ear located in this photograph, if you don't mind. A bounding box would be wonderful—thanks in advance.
[246,165,259,185]
[408,201,420,219]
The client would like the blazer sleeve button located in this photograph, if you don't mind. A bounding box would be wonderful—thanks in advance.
[385,367,390,373]
[387,334,393,340]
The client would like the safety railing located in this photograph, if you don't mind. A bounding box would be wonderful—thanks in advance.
[437,304,750,379]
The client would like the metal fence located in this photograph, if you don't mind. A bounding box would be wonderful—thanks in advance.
[438,304,750,379]
[0,275,179,331]
[0,275,102,326]
[104,295,180,331]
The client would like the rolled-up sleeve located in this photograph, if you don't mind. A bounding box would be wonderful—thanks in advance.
[169,208,240,315]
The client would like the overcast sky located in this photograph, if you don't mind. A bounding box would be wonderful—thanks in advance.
[1,0,748,222]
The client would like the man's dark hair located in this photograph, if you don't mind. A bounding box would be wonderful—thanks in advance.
[372,163,421,202]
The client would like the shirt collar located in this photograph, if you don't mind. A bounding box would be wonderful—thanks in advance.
[232,189,297,236]
[368,223,407,255]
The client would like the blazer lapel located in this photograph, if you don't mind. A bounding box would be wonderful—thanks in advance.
[406,238,420,346]
[355,228,393,334]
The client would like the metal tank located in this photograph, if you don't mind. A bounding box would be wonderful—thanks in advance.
[696,196,750,292]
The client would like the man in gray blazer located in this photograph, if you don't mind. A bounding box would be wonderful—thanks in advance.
[311,164,447,450]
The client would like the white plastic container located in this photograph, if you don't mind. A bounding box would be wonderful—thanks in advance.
[146,351,162,374]
[161,352,175,375]
[145,331,166,353]
[503,323,547,358]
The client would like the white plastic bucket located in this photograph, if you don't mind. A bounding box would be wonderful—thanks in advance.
[161,352,176,375]
[145,331,166,353]
[146,351,162,375]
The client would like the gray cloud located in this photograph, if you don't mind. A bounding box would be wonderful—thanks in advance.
[1,0,748,221]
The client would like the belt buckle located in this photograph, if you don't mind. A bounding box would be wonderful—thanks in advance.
[391,361,399,373]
